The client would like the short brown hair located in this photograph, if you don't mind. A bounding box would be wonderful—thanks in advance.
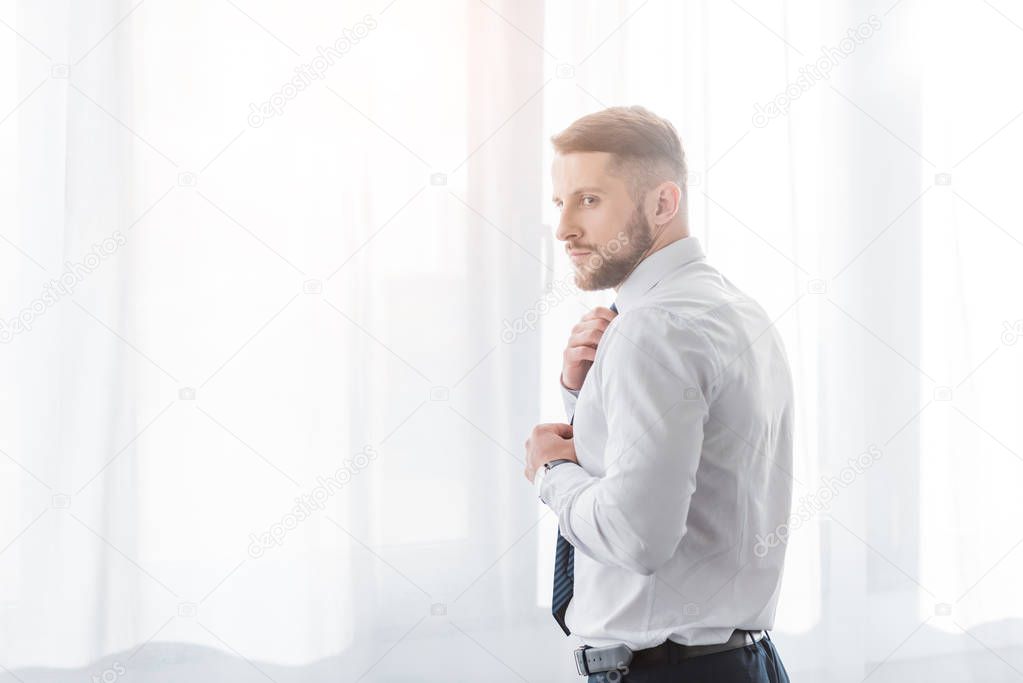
[550,105,687,200]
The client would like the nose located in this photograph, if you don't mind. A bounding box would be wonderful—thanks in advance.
[555,213,580,245]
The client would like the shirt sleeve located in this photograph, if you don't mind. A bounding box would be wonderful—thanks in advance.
[539,306,721,575]
[560,375,581,422]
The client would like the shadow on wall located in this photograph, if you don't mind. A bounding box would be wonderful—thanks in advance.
[9,632,575,683]
[12,643,346,683]
[11,641,453,683]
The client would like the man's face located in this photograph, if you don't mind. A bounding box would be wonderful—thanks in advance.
[552,151,655,291]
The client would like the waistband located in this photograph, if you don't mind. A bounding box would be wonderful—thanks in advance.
[574,629,767,676]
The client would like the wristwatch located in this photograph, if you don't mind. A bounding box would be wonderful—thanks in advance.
[534,458,574,502]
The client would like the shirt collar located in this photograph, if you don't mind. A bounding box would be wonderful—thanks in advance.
[613,236,705,313]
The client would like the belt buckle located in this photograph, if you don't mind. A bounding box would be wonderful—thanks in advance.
[574,643,634,676]
[573,646,591,675]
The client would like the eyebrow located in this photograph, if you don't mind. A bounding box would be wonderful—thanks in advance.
[551,186,605,203]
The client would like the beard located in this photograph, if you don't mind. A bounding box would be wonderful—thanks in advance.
[572,205,656,291]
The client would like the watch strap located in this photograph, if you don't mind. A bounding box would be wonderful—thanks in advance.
[545,458,574,470]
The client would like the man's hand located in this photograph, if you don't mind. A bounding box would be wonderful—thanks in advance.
[524,423,577,483]
[561,306,618,391]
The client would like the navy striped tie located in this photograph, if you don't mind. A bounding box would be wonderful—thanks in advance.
[552,302,616,635]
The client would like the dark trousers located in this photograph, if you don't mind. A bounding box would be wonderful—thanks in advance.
[586,633,791,683]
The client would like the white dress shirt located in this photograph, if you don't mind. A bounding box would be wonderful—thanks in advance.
[537,235,794,650]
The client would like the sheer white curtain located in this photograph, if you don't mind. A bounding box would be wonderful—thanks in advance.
[2,0,549,676]
[3,0,1023,681]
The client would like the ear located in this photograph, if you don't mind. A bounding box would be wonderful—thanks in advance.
[651,181,683,226]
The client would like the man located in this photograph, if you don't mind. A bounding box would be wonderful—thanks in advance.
[524,106,794,682]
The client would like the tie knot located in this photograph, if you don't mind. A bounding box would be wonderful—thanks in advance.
[610,302,618,314]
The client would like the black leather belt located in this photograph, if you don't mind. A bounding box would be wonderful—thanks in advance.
[633,629,765,666]
[574,629,766,676]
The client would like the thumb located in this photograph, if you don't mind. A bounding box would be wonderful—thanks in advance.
[549,422,574,439]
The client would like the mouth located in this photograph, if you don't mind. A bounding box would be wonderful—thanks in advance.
[568,249,592,264]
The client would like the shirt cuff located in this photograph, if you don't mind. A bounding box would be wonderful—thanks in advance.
[537,461,591,510]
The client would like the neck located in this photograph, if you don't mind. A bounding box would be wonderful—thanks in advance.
[613,222,690,293]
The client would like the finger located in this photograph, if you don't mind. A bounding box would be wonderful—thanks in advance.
[569,327,606,349]
[548,423,573,438]
[582,307,617,322]
[572,317,611,336]
[534,423,573,440]
[564,346,596,364]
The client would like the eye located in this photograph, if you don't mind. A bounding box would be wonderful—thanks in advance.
[581,195,598,207]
